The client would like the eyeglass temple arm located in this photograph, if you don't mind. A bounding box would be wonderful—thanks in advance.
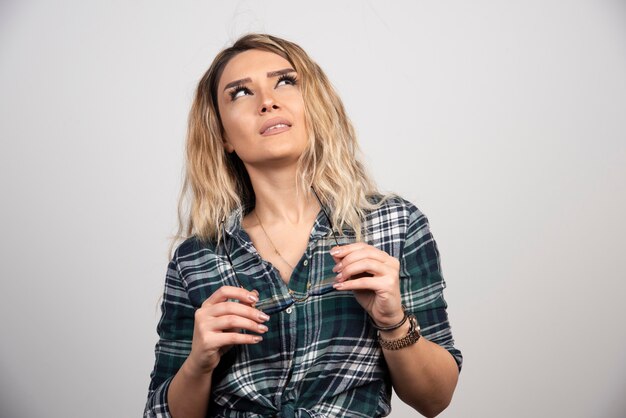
[310,186,339,246]
[220,220,245,289]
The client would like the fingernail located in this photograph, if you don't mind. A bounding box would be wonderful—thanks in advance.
[335,272,342,279]
[332,262,342,272]
[333,282,344,289]
[258,324,268,332]
[330,248,340,256]
[258,312,270,321]
[253,336,263,343]
[248,294,259,303]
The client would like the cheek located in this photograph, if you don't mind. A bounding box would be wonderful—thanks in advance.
[221,114,238,138]
[286,93,306,124]
[295,100,308,134]
[221,106,252,141]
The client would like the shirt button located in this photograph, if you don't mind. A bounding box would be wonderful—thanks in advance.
[303,259,309,266]
[286,307,293,314]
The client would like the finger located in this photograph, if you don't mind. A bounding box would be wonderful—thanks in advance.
[332,274,392,292]
[332,247,391,273]
[330,242,370,258]
[204,301,270,323]
[211,332,264,346]
[334,258,395,282]
[203,286,259,307]
[208,315,270,335]
[239,289,261,308]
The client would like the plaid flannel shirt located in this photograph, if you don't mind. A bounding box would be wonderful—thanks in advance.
[144,196,462,417]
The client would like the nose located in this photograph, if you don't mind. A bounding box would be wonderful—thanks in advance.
[258,94,280,114]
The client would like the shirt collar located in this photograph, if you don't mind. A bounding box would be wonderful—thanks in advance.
[223,206,245,237]
[310,207,333,240]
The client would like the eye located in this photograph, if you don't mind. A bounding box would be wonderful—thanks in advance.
[229,85,252,101]
[276,74,298,87]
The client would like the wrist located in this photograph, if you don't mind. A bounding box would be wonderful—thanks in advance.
[371,305,407,330]
[378,319,411,340]
[183,355,216,380]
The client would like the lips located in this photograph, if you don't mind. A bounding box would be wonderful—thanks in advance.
[259,117,292,136]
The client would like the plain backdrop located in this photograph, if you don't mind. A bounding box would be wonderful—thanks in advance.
[1,1,625,417]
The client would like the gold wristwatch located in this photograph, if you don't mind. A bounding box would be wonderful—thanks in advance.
[377,314,421,350]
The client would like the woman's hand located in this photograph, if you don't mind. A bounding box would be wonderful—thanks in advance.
[331,243,404,327]
[187,286,270,376]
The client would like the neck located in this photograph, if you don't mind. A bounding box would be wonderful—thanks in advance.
[245,164,319,225]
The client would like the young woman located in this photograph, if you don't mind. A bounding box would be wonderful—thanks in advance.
[145,34,462,418]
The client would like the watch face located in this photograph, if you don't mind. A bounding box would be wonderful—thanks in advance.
[409,315,421,336]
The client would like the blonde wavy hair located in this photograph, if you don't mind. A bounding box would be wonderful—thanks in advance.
[175,33,384,248]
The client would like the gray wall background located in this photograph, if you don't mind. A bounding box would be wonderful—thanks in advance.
[1,1,625,417]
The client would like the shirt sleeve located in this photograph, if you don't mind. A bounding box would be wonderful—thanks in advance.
[399,204,463,371]
[144,253,195,417]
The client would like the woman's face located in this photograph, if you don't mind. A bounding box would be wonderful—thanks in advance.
[217,49,307,170]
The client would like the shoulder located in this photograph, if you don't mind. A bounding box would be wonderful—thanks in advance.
[361,194,430,252]
[171,235,219,265]
[169,235,232,301]
[364,193,426,225]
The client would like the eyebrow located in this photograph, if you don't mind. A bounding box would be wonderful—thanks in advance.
[223,68,296,91]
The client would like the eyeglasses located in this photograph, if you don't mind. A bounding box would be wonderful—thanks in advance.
[221,188,341,315]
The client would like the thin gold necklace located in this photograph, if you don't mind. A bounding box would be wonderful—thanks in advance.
[253,211,295,271]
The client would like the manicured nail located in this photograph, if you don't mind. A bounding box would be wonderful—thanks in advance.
[248,294,259,303]
[333,282,344,289]
[335,272,342,280]
[253,336,263,343]
[258,324,268,332]
[258,312,270,321]
[332,262,343,272]
[330,248,341,256]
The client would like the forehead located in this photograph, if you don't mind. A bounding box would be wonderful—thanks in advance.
[218,49,292,88]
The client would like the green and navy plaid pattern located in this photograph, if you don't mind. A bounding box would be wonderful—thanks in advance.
[144,197,462,418]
